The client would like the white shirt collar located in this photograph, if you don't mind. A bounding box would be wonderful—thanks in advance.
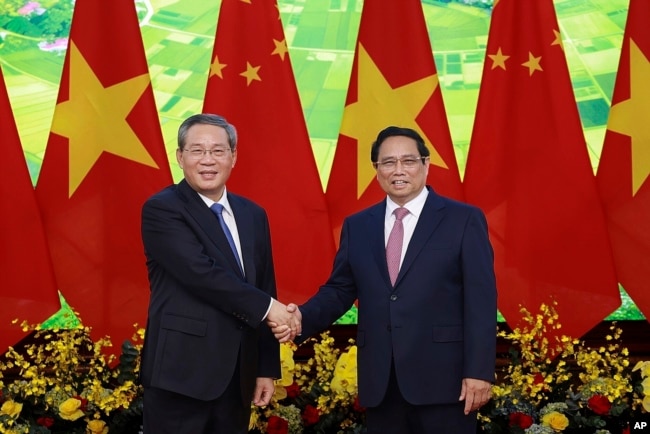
[385,187,429,218]
[198,187,234,215]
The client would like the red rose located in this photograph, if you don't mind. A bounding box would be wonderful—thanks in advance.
[353,396,365,413]
[73,395,89,412]
[266,415,289,434]
[588,394,612,415]
[285,382,301,398]
[509,411,534,429]
[302,404,320,426]
[37,417,55,428]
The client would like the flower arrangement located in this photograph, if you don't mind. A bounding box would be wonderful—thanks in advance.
[3,306,648,434]
[0,320,144,434]
[249,331,365,434]
[479,303,650,434]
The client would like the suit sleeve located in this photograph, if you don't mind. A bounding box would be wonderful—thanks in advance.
[298,218,358,342]
[461,207,498,382]
[255,211,281,378]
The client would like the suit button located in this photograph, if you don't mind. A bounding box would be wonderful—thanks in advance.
[390,294,397,301]
[387,325,391,332]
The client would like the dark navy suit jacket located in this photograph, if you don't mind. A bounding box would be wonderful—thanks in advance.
[140,179,280,403]
[299,187,497,407]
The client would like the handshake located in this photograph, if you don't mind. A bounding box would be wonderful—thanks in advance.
[266,300,302,343]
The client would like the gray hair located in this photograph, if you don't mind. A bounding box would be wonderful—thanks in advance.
[177,113,238,150]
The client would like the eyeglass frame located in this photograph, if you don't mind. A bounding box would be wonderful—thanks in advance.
[180,146,234,160]
[372,155,428,171]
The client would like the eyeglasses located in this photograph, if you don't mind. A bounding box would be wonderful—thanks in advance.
[373,156,427,172]
[182,147,232,160]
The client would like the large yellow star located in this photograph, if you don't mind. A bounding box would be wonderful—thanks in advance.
[522,52,543,76]
[606,39,650,196]
[210,55,227,78]
[240,62,261,86]
[489,47,509,70]
[51,41,158,197]
[339,43,446,198]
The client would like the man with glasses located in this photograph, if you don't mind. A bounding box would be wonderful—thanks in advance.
[273,126,497,434]
[140,113,299,433]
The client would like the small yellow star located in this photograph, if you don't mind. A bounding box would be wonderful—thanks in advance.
[489,47,510,70]
[240,62,261,86]
[522,52,543,76]
[272,38,288,61]
[210,55,227,79]
[552,29,564,51]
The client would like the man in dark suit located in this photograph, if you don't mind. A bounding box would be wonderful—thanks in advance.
[140,113,299,433]
[274,126,497,433]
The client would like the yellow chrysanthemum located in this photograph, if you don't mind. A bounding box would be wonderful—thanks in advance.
[330,346,358,396]
[59,398,85,421]
[0,400,23,418]
[277,343,296,387]
[87,419,109,434]
[541,411,569,431]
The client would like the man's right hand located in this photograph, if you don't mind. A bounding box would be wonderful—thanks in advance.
[266,300,301,342]
[267,303,302,343]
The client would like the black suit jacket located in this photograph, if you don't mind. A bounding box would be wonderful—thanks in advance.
[299,187,497,407]
[140,180,280,403]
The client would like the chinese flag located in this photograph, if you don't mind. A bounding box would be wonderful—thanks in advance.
[326,0,463,243]
[0,66,60,351]
[35,0,172,349]
[203,0,335,304]
[463,0,620,339]
[596,0,650,321]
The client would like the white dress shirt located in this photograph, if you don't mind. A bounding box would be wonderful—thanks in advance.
[384,187,429,268]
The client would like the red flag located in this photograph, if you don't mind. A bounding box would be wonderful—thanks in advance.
[596,0,650,321]
[35,0,172,349]
[326,0,463,243]
[0,66,60,351]
[203,0,335,304]
[463,0,620,339]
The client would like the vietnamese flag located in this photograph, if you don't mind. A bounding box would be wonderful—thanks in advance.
[35,0,172,348]
[596,0,650,321]
[326,0,463,243]
[463,0,620,339]
[0,66,60,352]
[203,0,335,304]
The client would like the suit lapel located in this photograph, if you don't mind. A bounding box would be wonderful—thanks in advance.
[177,181,244,278]
[395,189,446,287]
[367,201,393,289]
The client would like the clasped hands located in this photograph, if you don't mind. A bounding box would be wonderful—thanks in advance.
[266,301,302,343]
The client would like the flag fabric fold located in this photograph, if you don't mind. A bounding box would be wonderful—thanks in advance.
[326,0,463,243]
[35,0,172,349]
[203,0,335,304]
[596,0,650,321]
[463,0,620,339]
[0,66,60,352]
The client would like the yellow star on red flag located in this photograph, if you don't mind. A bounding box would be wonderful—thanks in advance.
[340,44,446,198]
[51,42,158,197]
[607,39,650,195]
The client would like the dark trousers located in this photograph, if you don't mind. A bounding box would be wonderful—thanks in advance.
[366,364,477,434]
[143,366,249,434]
